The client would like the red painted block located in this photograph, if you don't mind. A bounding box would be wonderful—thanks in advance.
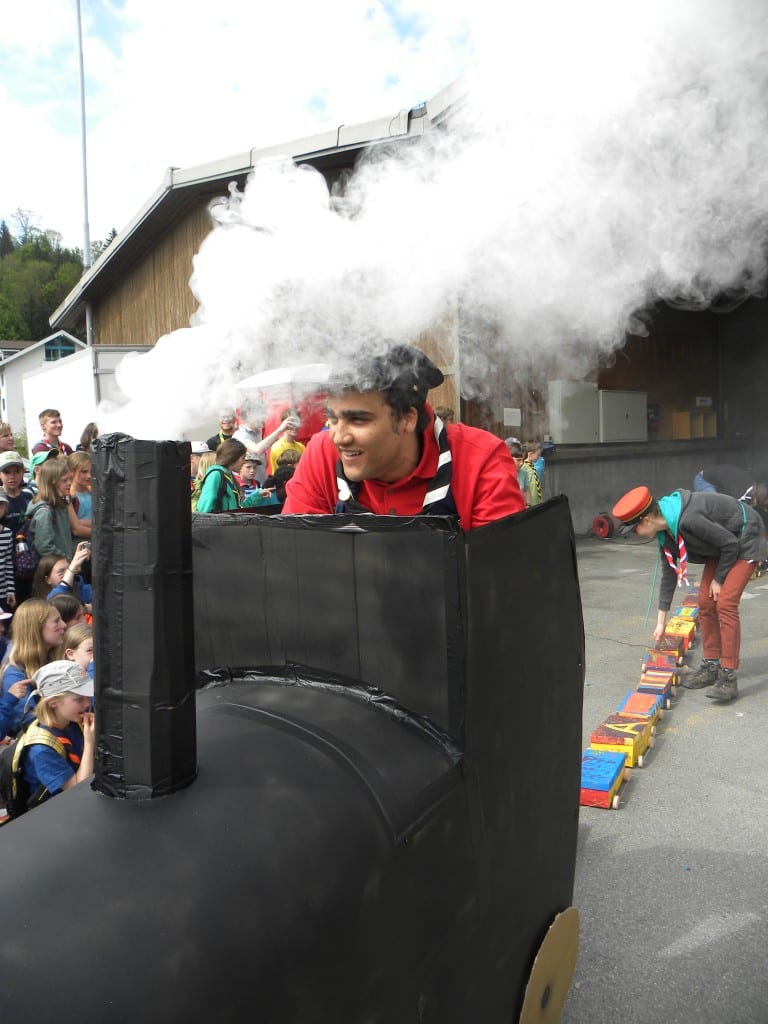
[644,650,679,676]
[637,673,673,708]
[616,690,664,723]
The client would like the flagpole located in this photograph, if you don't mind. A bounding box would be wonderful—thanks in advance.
[75,0,94,345]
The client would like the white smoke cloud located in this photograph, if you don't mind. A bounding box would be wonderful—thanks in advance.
[104,0,768,437]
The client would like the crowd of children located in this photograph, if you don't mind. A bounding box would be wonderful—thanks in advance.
[0,402,310,822]
[190,407,304,513]
[0,409,97,823]
[1,402,532,822]
[504,438,546,508]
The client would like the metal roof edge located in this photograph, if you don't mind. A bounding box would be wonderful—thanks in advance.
[50,178,173,329]
[425,76,469,123]
[49,78,466,331]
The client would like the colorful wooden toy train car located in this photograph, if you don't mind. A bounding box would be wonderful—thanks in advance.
[673,605,699,623]
[580,749,630,809]
[642,649,680,679]
[664,617,696,651]
[616,690,665,728]
[637,670,674,709]
[655,634,686,664]
[589,714,654,768]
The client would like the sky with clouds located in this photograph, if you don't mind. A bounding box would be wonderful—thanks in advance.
[0,0,476,251]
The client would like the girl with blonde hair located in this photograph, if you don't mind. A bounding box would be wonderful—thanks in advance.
[0,599,66,734]
[191,451,216,512]
[64,622,93,677]
[11,661,95,813]
[67,450,92,540]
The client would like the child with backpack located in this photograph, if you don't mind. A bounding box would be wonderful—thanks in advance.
[16,661,94,810]
[195,439,246,513]
[26,458,77,562]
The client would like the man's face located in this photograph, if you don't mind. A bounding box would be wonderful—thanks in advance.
[0,432,13,452]
[42,415,63,438]
[325,390,418,484]
[219,414,236,434]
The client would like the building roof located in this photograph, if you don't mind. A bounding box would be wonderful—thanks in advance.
[0,331,86,368]
[50,79,464,333]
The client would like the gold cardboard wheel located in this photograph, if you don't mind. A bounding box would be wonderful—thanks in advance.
[518,907,580,1024]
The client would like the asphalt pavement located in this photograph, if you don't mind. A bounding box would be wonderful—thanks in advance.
[561,534,768,1024]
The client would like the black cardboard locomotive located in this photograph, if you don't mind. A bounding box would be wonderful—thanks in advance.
[1,437,584,1024]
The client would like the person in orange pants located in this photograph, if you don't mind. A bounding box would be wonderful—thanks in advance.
[613,485,765,703]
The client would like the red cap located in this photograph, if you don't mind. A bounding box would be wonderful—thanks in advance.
[612,486,654,526]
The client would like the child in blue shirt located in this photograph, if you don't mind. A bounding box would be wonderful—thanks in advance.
[20,661,95,806]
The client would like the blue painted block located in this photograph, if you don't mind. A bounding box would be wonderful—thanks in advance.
[580,749,626,792]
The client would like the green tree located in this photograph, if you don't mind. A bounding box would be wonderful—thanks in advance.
[0,221,14,258]
[91,227,117,262]
[0,217,83,340]
[0,295,30,339]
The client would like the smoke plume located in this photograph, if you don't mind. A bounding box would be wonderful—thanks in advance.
[104,0,768,438]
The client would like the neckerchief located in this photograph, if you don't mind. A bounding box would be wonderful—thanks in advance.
[657,491,689,586]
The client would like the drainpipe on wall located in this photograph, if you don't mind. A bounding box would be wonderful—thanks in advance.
[85,302,94,347]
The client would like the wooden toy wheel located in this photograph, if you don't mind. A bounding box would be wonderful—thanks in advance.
[624,768,632,781]
[648,735,656,748]
[518,907,580,1024]
[637,755,645,767]
[650,725,657,736]
[612,795,620,809]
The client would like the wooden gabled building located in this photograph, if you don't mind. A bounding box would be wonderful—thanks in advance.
[50,82,768,532]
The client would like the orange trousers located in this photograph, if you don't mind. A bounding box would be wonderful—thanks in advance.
[697,558,754,669]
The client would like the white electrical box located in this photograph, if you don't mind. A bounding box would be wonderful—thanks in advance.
[598,390,647,442]
[547,381,599,444]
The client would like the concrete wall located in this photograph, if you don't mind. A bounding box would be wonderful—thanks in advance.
[544,440,745,536]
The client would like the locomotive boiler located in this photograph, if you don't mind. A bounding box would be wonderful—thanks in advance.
[1,436,584,1024]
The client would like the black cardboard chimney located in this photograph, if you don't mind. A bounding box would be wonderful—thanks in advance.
[91,434,197,798]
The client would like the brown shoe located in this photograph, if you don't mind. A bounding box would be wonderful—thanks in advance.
[684,661,719,689]
[706,669,738,702]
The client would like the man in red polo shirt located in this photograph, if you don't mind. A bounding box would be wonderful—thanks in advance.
[282,346,525,529]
